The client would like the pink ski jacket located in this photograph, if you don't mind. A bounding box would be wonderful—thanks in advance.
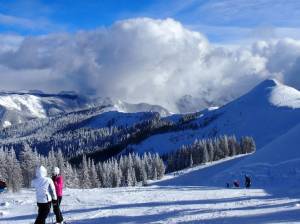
[53,175,63,197]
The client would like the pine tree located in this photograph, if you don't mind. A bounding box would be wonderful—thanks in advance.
[80,155,91,188]
[89,159,99,188]
[189,153,193,167]
[111,159,122,187]
[19,144,38,187]
[202,145,209,164]
[6,148,23,192]
[154,154,165,179]
[0,147,8,182]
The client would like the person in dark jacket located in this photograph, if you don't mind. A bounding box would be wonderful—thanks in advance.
[233,180,240,188]
[245,175,251,188]
[0,179,6,193]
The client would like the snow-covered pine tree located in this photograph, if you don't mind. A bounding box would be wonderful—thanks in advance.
[55,149,65,174]
[19,144,38,187]
[228,136,237,156]
[206,139,214,162]
[154,154,165,179]
[240,136,256,154]
[80,155,91,188]
[0,147,8,182]
[202,144,209,164]
[189,153,193,167]
[111,159,122,187]
[89,159,99,188]
[6,148,23,192]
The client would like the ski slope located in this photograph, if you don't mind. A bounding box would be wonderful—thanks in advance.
[1,155,300,224]
[0,185,299,224]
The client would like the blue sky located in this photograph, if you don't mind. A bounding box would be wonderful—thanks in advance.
[1,0,300,43]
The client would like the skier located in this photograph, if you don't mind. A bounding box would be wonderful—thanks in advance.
[0,179,6,193]
[52,167,64,223]
[245,175,251,188]
[233,180,240,188]
[31,166,58,224]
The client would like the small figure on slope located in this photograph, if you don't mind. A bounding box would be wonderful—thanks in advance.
[31,166,57,224]
[245,175,251,188]
[52,167,64,224]
[0,179,7,193]
[233,180,240,188]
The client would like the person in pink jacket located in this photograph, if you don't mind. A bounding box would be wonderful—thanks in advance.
[52,167,64,224]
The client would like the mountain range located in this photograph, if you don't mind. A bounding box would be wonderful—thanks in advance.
[0,79,299,168]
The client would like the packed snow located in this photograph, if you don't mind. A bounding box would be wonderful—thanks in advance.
[1,155,300,223]
[0,171,299,223]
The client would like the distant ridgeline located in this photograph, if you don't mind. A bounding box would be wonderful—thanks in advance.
[0,135,255,192]
[0,109,212,163]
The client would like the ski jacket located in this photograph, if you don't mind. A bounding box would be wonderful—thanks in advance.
[0,180,6,189]
[31,166,57,203]
[52,175,63,197]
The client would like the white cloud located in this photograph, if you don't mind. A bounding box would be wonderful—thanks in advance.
[0,18,300,112]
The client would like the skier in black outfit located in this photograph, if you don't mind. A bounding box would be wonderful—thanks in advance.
[245,175,251,188]
[0,180,6,193]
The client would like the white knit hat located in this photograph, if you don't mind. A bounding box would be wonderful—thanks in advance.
[53,167,60,175]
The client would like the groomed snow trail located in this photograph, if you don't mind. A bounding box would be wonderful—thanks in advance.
[0,186,299,224]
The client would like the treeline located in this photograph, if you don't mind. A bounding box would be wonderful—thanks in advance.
[165,135,256,172]
[0,144,165,192]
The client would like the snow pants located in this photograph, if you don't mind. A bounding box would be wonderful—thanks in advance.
[34,202,51,224]
[53,197,64,223]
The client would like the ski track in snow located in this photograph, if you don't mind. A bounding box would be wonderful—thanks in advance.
[0,186,299,224]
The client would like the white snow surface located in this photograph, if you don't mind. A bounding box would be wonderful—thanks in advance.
[0,174,299,223]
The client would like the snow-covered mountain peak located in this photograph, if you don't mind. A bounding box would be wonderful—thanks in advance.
[256,78,280,89]
[269,81,300,108]
[226,78,300,109]
[0,91,170,128]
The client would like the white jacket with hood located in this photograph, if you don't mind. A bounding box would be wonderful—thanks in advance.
[31,166,57,203]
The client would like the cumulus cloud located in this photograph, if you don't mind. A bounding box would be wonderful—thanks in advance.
[0,18,300,112]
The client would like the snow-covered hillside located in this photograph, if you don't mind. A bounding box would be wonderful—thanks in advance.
[0,92,170,128]
[128,79,300,154]
[211,122,300,189]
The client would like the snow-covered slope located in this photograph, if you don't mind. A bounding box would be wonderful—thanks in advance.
[0,92,170,128]
[86,111,158,129]
[128,79,300,154]
[212,122,300,188]
[155,121,300,190]
[154,102,300,190]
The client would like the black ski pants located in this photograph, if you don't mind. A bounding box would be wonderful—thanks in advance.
[34,202,51,224]
[53,196,64,223]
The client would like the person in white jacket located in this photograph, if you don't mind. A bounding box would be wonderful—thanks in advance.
[31,166,58,224]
